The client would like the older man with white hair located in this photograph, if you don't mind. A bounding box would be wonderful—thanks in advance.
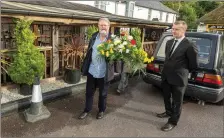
[79,18,114,120]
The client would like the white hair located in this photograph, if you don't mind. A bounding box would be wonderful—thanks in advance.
[99,17,110,25]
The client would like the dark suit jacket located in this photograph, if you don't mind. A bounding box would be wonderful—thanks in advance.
[81,31,114,82]
[161,37,199,86]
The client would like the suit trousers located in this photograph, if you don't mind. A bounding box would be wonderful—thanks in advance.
[84,73,109,113]
[161,79,186,125]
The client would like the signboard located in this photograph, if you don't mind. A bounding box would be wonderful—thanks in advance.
[207,24,224,30]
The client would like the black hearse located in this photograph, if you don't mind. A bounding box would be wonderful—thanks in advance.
[143,32,224,104]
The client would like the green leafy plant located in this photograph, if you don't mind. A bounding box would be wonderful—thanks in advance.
[87,25,98,41]
[131,28,142,49]
[0,50,11,74]
[8,18,45,85]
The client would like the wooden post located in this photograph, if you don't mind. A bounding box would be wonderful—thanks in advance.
[111,26,115,34]
[141,28,145,48]
[44,50,47,78]
[52,24,59,77]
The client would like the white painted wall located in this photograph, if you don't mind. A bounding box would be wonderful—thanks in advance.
[67,1,95,7]
[133,6,148,20]
[106,1,115,14]
[117,3,126,16]
[149,9,160,21]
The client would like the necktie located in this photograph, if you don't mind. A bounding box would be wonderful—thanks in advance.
[169,40,178,57]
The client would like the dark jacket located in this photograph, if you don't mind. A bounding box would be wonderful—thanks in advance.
[81,32,114,82]
[162,38,199,86]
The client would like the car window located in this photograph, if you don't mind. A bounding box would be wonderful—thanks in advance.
[157,36,172,58]
[221,38,224,77]
[156,36,212,65]
[222,38,224,67]
[188,37,212,65]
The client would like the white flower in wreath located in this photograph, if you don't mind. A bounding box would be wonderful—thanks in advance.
[109,44,114,47]
[126,49,130,53]
[123,41,128,45]
[127,35,133,41]
[114,39,121,45]
[118,44,124,49]
[119,49,123,53]
[111,34,116,38]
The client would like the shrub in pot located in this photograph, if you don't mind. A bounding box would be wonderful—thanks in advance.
[63,34,85,84]
[8,18,45,95]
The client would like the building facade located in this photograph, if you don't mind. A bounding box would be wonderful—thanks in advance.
[69,1,177,23]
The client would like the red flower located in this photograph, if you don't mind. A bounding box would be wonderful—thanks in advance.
[131,39,136,45]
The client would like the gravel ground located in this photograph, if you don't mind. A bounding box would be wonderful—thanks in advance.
[1,77,87,104]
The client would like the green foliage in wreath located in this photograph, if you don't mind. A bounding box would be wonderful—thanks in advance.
[131,28,142,49]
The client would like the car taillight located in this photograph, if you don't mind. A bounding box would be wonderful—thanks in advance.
[147,63,160,73]
[195,73,223,86]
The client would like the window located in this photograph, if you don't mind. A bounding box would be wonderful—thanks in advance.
[166,13,169,22]
[115,2,119,15]
[148,9,152,20]
[157,36,172,58]
[159,11,163,21]
[220,38,224,67]
[129,2,134,17]
[156,36,213,67]
[95,1,99,7]
[95,1,106,11]
[100,1,106,11]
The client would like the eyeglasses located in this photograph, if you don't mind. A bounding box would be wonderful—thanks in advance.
[98,24,109,27]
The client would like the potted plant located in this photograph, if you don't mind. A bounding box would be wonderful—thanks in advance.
[8,18,45,95]
[63,34,85,84]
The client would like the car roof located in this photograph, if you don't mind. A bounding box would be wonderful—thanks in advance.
[163,32,224,37]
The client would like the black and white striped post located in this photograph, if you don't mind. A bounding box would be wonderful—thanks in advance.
[24,77,51,123]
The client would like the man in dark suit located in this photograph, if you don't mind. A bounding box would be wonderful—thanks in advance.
[78,18,114,120]
[157,21,198,131]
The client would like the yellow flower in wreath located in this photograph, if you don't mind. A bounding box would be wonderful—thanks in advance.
[151,56,154,61]
[101,50,105,55]
[110,48,114,53]
[144,58,148,63]
[106,51,109,57]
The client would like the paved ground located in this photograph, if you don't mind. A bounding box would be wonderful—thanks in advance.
[1,77,224,137]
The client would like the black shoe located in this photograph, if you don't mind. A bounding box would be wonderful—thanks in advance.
[78,112,88,120]
[156,112,170,118]
[161,123,176,132]
[96,112,104,119]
